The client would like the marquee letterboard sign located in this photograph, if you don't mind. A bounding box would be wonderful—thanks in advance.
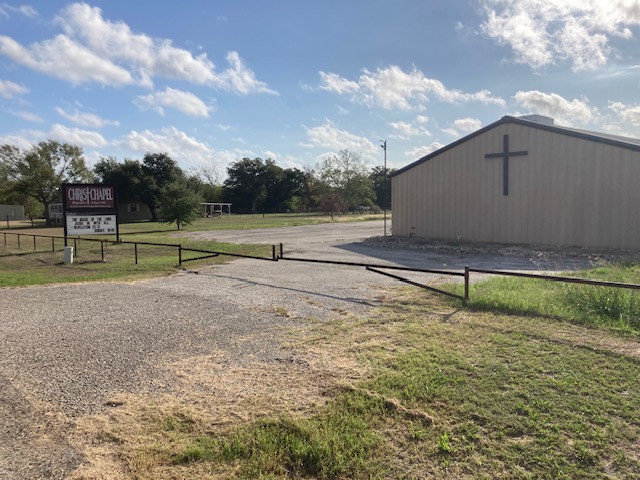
[62,184,119,241]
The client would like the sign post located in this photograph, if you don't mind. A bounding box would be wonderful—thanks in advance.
[62,184,120,246]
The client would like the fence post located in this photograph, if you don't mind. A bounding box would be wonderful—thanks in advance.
[464,266,470,303]
[134,243,138,265]
[3,232,6,246]
[279,243,283,258]
[178,245,182,266]
[73,238,77,256]
[101,241,104,262]
[272,245,276,261]
[33,235,36,251]
[17,234,20,249]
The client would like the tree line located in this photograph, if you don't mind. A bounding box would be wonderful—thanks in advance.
[0,139,394,228]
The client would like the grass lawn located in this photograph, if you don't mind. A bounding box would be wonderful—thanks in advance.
[3,212,383,236]
[84,289,640,479]
[446,263,640,335]
[0,213,382,287]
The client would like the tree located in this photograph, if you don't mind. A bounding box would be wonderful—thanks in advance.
[158,181,203,230]
[94,156,145,203]
[296,166,322,212]
[224,157,271,214]
[369,165,396,210]
[318,189,347,219]
[1,140,93,224]
[141,153,184,221]
[317,150,375,212]
[191,164,224,202]
[0,145,19,204]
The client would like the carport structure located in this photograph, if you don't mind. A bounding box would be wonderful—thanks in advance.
[202,203,232,217]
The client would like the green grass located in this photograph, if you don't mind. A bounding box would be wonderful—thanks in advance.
[174,394,386,478]
[0,213,382,287]
[444,263,640,334]
[3,212,383,235]
[0,233,273,287]
[166,292,640,479]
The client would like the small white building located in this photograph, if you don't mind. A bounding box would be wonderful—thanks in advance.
[391,115,640,249]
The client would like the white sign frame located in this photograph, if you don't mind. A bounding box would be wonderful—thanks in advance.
[66,214,117,236]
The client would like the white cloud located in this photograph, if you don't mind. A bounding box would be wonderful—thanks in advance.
[319,71,360,94]
[39,3,276,95]
[513,90,596,125]
[318,65,505,110]
[0,4,38,18]
[301,121,377,153]
[216,123,231,131]
[56,106,119,127]
[11,110,42,122]
[49,123,107,147]
[135,87,211,117]
[388,120,430,139]
[481,0,640,71]
[442,128,460,137]
[415,114,429,124]
[453,117,482,132]
[443,117,482,137]
[0,79,27,98]
[0,123,109,150]
[609,101,640,127]
[0,131,40,149]
[406,142,444,159]
[218,51,277,95]
[0,34,134,86]
[120,126,231,169]
[82,149,103,168]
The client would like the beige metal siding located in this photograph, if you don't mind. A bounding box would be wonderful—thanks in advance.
[392,123,640,249]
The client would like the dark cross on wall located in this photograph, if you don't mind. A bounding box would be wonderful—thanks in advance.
[484,134,528,196]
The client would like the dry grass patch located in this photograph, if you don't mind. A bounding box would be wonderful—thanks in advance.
[68,346,365,480]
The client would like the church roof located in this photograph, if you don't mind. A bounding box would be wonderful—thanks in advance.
[391,115,640,177]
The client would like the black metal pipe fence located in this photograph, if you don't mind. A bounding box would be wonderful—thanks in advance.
[0,232,277,266]
[3,232,640,303]
[277,243,640,303]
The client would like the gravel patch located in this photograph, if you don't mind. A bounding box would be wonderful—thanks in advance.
[362,235,640,266]
[0,257,394,478]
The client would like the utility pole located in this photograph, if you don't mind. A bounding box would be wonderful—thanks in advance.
[379,140,387,236]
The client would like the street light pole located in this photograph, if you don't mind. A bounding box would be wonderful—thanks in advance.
[379,140,387,236]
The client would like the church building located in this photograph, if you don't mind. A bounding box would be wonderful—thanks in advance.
[390,115,640,249]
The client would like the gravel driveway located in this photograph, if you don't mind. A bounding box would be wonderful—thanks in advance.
[0,221,596,478]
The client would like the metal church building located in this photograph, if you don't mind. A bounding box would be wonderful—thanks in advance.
[390,115,640,249]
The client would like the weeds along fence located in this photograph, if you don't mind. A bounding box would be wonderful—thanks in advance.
[277,243,640,303]
[0,232,279,265]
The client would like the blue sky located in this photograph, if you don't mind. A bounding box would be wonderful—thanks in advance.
[1,1,640,177]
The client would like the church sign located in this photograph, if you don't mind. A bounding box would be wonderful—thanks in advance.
[64,185,116,209]
[62,183,120,242]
